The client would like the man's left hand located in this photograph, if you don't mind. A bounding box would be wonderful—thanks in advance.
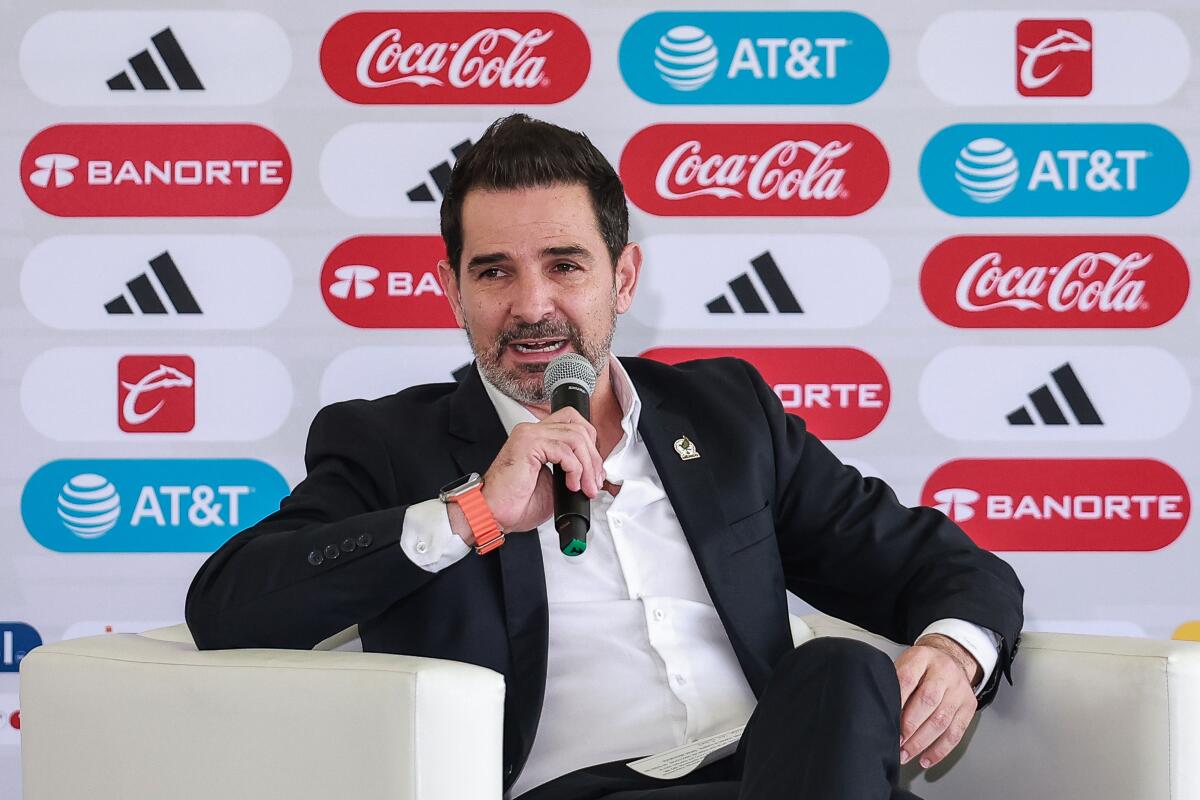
[894,634,981,770]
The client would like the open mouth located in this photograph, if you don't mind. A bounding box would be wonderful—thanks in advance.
[510,339,568,354]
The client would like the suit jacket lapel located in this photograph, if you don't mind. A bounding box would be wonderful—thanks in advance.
[448,365,548,788]
[626,363,742,633]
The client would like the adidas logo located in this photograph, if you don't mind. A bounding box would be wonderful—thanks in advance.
[407,140,473,202]
[107,27,204,91]
[706,251,803,314]
[1007,362,1102,426]
[105,252,202,315]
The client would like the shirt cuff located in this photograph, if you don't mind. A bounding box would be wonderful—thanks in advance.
[400,498,472,573]
[917,618,1001,697]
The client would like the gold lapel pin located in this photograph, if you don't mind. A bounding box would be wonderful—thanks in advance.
[673,435,700,461]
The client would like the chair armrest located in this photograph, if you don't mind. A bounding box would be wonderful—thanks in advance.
[20,630,505,800]
[801,613,1200,800]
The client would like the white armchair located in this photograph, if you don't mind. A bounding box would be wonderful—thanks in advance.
[18,614,1200,800]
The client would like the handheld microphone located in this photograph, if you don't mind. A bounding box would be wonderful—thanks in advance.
[543,353,598,557]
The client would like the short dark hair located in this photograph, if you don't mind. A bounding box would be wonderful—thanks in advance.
[440,114,629,275]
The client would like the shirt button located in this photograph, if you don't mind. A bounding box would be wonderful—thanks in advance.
[673,674,686,686]
[415,540,429,554]
[357,533,373,548]
[340,538,356,553]
[324,544,339,560]
[611,517,623,528]
[653,609,666,621]
[307,550,324,566]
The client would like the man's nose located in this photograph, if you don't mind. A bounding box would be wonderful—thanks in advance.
[509,270,556,323]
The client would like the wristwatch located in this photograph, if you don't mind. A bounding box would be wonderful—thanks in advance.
[438,472,505,555]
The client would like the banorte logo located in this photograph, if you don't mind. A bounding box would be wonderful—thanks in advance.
[922,459,1190,551]
[921,236,1189,328]
[22,124,290,217]
[621,124,887,217]
[640,347,889,439]
[321,236,456,329]
[320,12,589,104]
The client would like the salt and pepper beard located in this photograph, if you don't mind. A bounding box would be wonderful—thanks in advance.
[463,286,617,405]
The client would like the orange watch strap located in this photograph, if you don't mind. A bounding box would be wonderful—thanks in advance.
[453,485,504,555]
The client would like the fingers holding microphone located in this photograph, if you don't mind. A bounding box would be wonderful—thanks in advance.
[467,354,600,551]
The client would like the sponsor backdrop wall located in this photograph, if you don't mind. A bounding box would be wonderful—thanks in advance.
[1,0,1197,790]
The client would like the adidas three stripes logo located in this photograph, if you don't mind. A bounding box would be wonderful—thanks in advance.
[1007,363,1103,426]
[408,140,474,202]
[707,252,803,314]
[105,252,202,315]
[107,27,204,92]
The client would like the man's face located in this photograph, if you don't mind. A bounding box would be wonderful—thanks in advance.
[438,183,640,405]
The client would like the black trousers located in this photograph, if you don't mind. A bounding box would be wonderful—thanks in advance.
[517,637,920,800]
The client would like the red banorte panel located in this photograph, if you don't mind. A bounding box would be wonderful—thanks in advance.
[922,459,1190,551]
[21,124,291,217]
[640,346,889,440]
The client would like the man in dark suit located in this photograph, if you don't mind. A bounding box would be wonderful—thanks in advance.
[186,114,1023,800]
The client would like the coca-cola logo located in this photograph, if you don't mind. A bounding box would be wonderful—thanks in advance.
[640,347,889,439]
[621,124,887,216]
[321,236,457,329]
[21,124,290,218]
[922,459,1190,551]
[321,12,590,104]
[921,236,1189,328]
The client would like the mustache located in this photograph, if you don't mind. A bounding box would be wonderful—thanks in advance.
[495,319,580,351]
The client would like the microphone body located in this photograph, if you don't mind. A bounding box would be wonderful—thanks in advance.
[543,354,599,556]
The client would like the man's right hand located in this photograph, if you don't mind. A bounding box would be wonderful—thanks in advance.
[451,407,605,542]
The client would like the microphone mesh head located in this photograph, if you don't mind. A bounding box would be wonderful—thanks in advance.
[544,353,598,397]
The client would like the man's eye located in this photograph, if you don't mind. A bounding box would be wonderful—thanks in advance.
[553,262,580,272]
[478,268,503,279]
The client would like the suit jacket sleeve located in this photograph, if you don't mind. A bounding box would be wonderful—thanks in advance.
[740,359,1024,707]
[185,400,443,651]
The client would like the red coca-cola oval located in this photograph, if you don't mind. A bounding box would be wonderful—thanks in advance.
[620,124,888,217]
[921,458,1190,552]
[321,236,457,329]
[921,236,1189,328]
[640,346,889,440]
[321,12,590,104]
[21,124,290,218]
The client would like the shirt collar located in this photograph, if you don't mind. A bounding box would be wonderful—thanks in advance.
[478,354,642,446]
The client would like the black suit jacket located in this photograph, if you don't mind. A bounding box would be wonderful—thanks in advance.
[186,356,1023,792]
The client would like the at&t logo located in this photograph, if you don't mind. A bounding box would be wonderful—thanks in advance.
[57,474,121,537]
[922,124,1188,216]
[621,11,887,105]
[653,26,718,90]
[23,459,289,552]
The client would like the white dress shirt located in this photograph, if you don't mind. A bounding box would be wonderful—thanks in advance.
[400,358,999,797]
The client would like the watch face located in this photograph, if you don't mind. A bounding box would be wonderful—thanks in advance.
[439,472,480,498]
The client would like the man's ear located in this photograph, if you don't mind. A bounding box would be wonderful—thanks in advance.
[436,258,466,329]
[614,242,642,315]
